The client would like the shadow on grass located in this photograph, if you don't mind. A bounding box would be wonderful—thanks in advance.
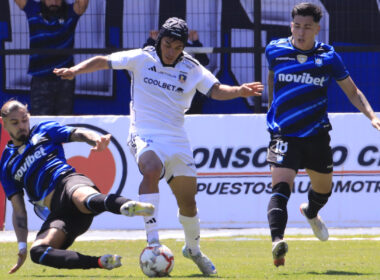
[27,274,228,279]
[279,270,379,277]
[169,274,224,278]
[28,276,123,278]
[308,270,375,276]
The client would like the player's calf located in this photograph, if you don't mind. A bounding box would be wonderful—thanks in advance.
[30,245,103,269]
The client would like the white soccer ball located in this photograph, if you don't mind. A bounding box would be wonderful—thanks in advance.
[139,244,174,277]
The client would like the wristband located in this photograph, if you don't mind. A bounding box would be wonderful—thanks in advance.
[18,242,27,251]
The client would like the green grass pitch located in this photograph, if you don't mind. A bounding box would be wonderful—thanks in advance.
[0,235,380,279]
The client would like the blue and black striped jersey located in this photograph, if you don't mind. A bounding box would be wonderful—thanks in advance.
[0,121,75,202]
[23,0,80,77]
[265,37,349,137]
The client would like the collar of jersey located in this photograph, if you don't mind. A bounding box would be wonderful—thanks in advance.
[288,37,319,54]
[7,140,24,149]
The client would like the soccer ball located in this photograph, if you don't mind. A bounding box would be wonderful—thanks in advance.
[139,244,174,277]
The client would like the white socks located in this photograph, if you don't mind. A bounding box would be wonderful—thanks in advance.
[139,193,201,254]
[179,211,201,255]
[139,193,160,245]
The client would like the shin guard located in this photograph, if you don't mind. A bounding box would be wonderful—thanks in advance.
[267,182,291,242]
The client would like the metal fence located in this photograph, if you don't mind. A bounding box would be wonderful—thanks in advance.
[1,0,379,114]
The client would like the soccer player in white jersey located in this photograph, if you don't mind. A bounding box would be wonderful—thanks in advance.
[54,17,263,276]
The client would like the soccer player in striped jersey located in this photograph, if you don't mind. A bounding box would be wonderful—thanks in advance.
[13,0,89,115]
[0,100,154,273]
[265,2,380,267]
[54,17,263,276]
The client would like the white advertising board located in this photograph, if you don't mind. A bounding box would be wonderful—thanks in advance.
[5,113,380,231]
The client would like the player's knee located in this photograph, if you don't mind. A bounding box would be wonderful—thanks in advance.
[308,188,331,203]
[141,162,162,180]
[178,200,197,216]
[268,182,291,210]
[177,193,196,207]
[30,245,50,264]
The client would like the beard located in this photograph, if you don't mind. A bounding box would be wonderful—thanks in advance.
[48,5,60,12]
[17,134,29,143]
[10,131,28,144]
[41,1,67,20]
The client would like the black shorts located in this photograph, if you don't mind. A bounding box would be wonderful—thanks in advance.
[266,132,333,173]
[37,172,98,249]
[30,76,75,115]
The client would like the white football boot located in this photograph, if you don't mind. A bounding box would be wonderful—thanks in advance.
[120,201,154,217]
[272,239,288,267]
[300,203,329,241]
[182,246,217,276]
[99,254,122,270]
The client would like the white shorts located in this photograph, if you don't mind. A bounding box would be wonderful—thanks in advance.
[127,133,197,182]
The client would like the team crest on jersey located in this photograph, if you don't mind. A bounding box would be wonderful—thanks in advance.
[296,54,308,64]
[178,74,187,83]
[315,57,323,67]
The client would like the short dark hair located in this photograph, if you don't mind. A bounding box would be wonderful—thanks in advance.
[291,2,322,23]
[1,100,29,118]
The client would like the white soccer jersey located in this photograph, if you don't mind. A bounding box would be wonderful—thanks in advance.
[108,47,219,137]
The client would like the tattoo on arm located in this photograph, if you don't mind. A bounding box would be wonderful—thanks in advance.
[71,129,97,146]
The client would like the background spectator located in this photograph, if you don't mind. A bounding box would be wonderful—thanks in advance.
[13,0,89,115]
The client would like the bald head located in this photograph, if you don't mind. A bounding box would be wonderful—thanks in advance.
[1,100,29,119]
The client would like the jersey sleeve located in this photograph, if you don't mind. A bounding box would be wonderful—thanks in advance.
[196,65,219,96]
[265,41,276,71]
[1,179,23,200]
[331,52,350,81]
[108,49,143,71]
[41,121,75,143]
[0,152,24,200]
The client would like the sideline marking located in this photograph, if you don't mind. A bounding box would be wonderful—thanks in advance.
[209,237,380,242]
[1,228,380,242]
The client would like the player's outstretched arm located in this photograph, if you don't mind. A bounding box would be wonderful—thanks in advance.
[9,194,28,274]
[53,55,109,80]
[210,82,263,101]
[337,76,380,131]
[70,128,111,152]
